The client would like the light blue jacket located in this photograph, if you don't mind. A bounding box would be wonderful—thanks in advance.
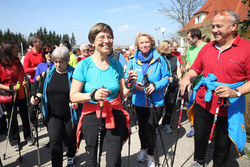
[188,74,246,152]
[42,65,79,125]
[125,49,170,107]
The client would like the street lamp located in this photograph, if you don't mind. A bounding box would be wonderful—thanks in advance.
[161,27,166,40]
[155,27,160,46]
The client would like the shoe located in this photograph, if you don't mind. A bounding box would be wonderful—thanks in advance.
[27,138,35,146]
[190,161,202,167]
[13,145,20,151]
[137,150,147,162]
[186,130,195,137]
[163,124,173,134]
[147,155,155,167]
[66,157,75,167]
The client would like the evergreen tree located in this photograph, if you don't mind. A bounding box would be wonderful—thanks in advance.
[62,34,69,42]
[70,33,76,46]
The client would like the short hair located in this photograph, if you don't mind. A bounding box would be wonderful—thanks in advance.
[134,33,156,50]
[59,40,71,50]
[171,39,179,46]
[28,36,40,47]
[201,35,211,43]
[187,28,202,40]
[51,46,70,62]
[158,40,171,54]
[215,10,240,24]
[42,44,56,61]
[88,23,114,44]
[80,44,89,50]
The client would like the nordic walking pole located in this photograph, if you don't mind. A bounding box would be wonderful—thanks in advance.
[203,97,223,167]
[125,66,136,167]
[24,76,35,143]
[143,75,169,167]
[3,82,20,160]
[97,86,104,167]
[33,92,41,167]
[171,89,186,167]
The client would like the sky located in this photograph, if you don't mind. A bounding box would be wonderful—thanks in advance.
[0,0,182,46]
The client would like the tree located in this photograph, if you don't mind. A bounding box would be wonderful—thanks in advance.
[239,0,250,34]
[62,34,69,42]
[158,0,206,28]
[70,33,76,46]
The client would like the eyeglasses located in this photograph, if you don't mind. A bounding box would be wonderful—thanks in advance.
[96,36,113,42]
[45,51,52,54]
[214,10,231,16]
[82,49,89,52]
[89,50,94,52]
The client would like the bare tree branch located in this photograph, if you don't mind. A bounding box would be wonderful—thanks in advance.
[158,0,206,28]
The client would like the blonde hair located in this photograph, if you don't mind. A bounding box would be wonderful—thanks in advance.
[134,33,155,50]
[158,40,171,54]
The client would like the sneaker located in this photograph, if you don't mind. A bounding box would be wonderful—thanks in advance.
[190,161,202,167]
[186,130,195,137]
[147,155,155,167]
[137,150,147,162]
[66,157,75,167]
[163,124,173,134]
[13,145,20,151]
[27,138,35,146]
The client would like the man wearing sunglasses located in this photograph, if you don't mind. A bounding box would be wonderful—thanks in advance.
[180,10,250,167]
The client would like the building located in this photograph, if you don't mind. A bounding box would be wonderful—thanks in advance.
[178,0,249,53]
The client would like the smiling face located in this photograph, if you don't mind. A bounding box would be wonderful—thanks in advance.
[212,14,237,44]
[138,36,152,56]
[93,31,113,55]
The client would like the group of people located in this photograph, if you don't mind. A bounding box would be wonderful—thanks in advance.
[0,9,249,167]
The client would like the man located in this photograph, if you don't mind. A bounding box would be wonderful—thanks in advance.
[185,28,207,138]
[180,10,250,167]
[23,36,43,128]
[78,44,90,62]
[59,41,78,68]
[171,39,183,69]
[185,28,207,71]
[88,44,94,56]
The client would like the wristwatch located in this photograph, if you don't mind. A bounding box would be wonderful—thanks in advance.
[89,89,98,102]
[235,89,241,97]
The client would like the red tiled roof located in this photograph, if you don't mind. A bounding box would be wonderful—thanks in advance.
[179,0,249,32]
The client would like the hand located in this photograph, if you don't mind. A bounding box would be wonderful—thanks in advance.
[94,87,112,101]
[179,76,191,96]
[215,85,236,98]
[135,82,144,91]
[169,77,173,83]
[30,96,40,105]
[23,79,29,89]
[127,70,138,82]
[69,102,78,110]
[145,83,155,94]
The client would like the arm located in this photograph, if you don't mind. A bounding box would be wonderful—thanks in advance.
[23,54,36,73]
[177,66,182,79]
[179,69,199,95]
[185,62,190,72]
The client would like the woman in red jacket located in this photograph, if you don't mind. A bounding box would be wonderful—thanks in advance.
[0,42,33,151]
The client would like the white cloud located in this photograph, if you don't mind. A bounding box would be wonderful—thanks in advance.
[104,4,142,13]
[118,24,131,32]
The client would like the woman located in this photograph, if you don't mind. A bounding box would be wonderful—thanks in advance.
[31,46,78,167]
[125,33,170,167]
[34,44,55,82]
[70,23,137,167]
[159,40,182,134]
[0,42,32,151]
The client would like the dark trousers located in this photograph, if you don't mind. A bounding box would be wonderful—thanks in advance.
[162,86,179,125]
[4,98,31,146]
[136,106,163,155]
[47,116,77,167]
[29,82,39,123]
[82,110,127,167]
[194,103,231,167]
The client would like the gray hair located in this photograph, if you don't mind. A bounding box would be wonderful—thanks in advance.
[51,46,70,62]
[28,35,39,47]
[80,44,89,50]
[226,10,240,23]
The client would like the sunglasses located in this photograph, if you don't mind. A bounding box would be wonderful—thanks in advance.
[45,51,53,54]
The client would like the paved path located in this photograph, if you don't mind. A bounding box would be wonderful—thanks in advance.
[0,106,249,167]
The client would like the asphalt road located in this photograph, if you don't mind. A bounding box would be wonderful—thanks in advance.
[0,104,249,167]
